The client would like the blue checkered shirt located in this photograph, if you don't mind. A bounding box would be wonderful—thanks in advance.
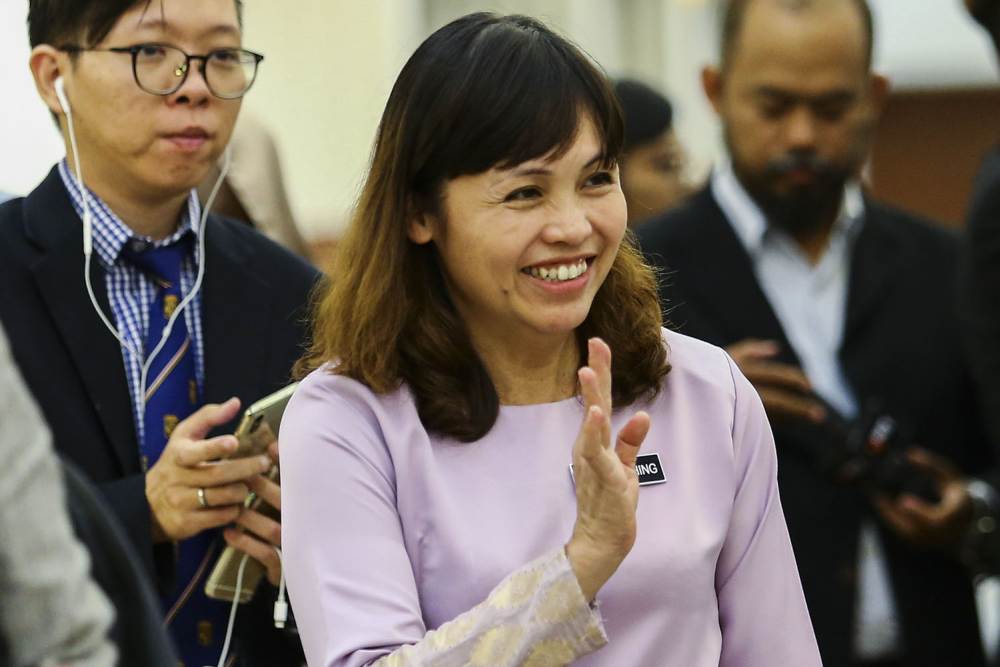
[58,160,206,452]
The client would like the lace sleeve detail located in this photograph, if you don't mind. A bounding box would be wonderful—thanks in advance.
[371,548,607,667]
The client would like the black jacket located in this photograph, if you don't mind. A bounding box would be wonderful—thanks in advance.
[961,146,1000,455]
[638,186,992,667]
[62,460,179,667]
[0,167,320,666]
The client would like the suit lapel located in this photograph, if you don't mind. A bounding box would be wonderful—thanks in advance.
[25,169,139,473]
[842,200,904,350]
[677,189,799,363]
[200,218,272,423]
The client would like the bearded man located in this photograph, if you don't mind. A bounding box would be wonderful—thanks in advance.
[638,1,993,665]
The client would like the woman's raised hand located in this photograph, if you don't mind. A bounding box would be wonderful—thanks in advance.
[566,338,651,602]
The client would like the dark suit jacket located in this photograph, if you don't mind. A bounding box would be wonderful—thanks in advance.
[638,186,992,667]
[961,146,1000,455]
[62,461,178,667]
[0,167,320,666]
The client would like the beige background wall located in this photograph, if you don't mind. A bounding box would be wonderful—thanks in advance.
[240,1,425,238]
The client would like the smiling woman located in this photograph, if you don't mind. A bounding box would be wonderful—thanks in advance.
[295,12,666,441]
[281,11,821,667]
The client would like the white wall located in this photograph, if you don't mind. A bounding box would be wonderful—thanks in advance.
[0,2,66,198]
[872,0,999,90]
[240,0,425,238]
[655,0,724,178]
[425,0,623,71]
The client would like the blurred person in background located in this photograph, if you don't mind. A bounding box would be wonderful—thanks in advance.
[639,0,992,665]
[198,112,311,259]
[0,0,318,664]
[614,78,692,227]
[962,0,1000,459]
[956,0,1000,587]
[967,0,1000,51]
[0,323,118,667]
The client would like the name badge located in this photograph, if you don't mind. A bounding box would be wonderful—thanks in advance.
[569,453,666,487]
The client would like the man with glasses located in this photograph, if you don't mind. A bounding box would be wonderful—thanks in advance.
[0,1,317,665]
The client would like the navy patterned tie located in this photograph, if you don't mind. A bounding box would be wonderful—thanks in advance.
[122,238,199,462]
[123,237,229,666]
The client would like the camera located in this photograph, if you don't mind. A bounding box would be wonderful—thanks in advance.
[786,403,941,503]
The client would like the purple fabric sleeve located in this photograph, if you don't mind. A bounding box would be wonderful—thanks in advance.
[716,353,822,666]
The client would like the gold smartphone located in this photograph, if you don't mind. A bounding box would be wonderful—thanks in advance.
[231,382,300,459]
[204,382,298,603]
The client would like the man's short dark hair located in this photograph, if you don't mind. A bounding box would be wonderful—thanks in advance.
[720,0,874,70]
[28,0,244,50]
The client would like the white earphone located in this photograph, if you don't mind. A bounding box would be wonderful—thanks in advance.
[55,73,232,403]
[54,75,68,113]
[54,76,93,256]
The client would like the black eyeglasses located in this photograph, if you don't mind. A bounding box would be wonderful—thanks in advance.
[61,43,264,100]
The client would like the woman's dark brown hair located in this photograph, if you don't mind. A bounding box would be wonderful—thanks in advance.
[297,12,670,441]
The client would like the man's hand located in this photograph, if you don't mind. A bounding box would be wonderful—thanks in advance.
[224,440,283,586]
[725,339,826,424]
[874,448,973,549]
[145,398,272,543]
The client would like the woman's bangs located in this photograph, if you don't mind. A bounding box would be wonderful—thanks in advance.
[441,29,623,178]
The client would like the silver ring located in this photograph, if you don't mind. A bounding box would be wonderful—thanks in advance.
[197,487,209,509]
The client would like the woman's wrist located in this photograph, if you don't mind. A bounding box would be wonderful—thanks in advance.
[565,536,625,602]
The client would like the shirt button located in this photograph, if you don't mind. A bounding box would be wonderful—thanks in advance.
[129,239,151,253]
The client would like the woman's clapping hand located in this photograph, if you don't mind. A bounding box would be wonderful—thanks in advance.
[566,338,651,601]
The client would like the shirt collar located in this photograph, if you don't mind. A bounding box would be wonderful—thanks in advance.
[711,157,865,258]
[58,158,201,270]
